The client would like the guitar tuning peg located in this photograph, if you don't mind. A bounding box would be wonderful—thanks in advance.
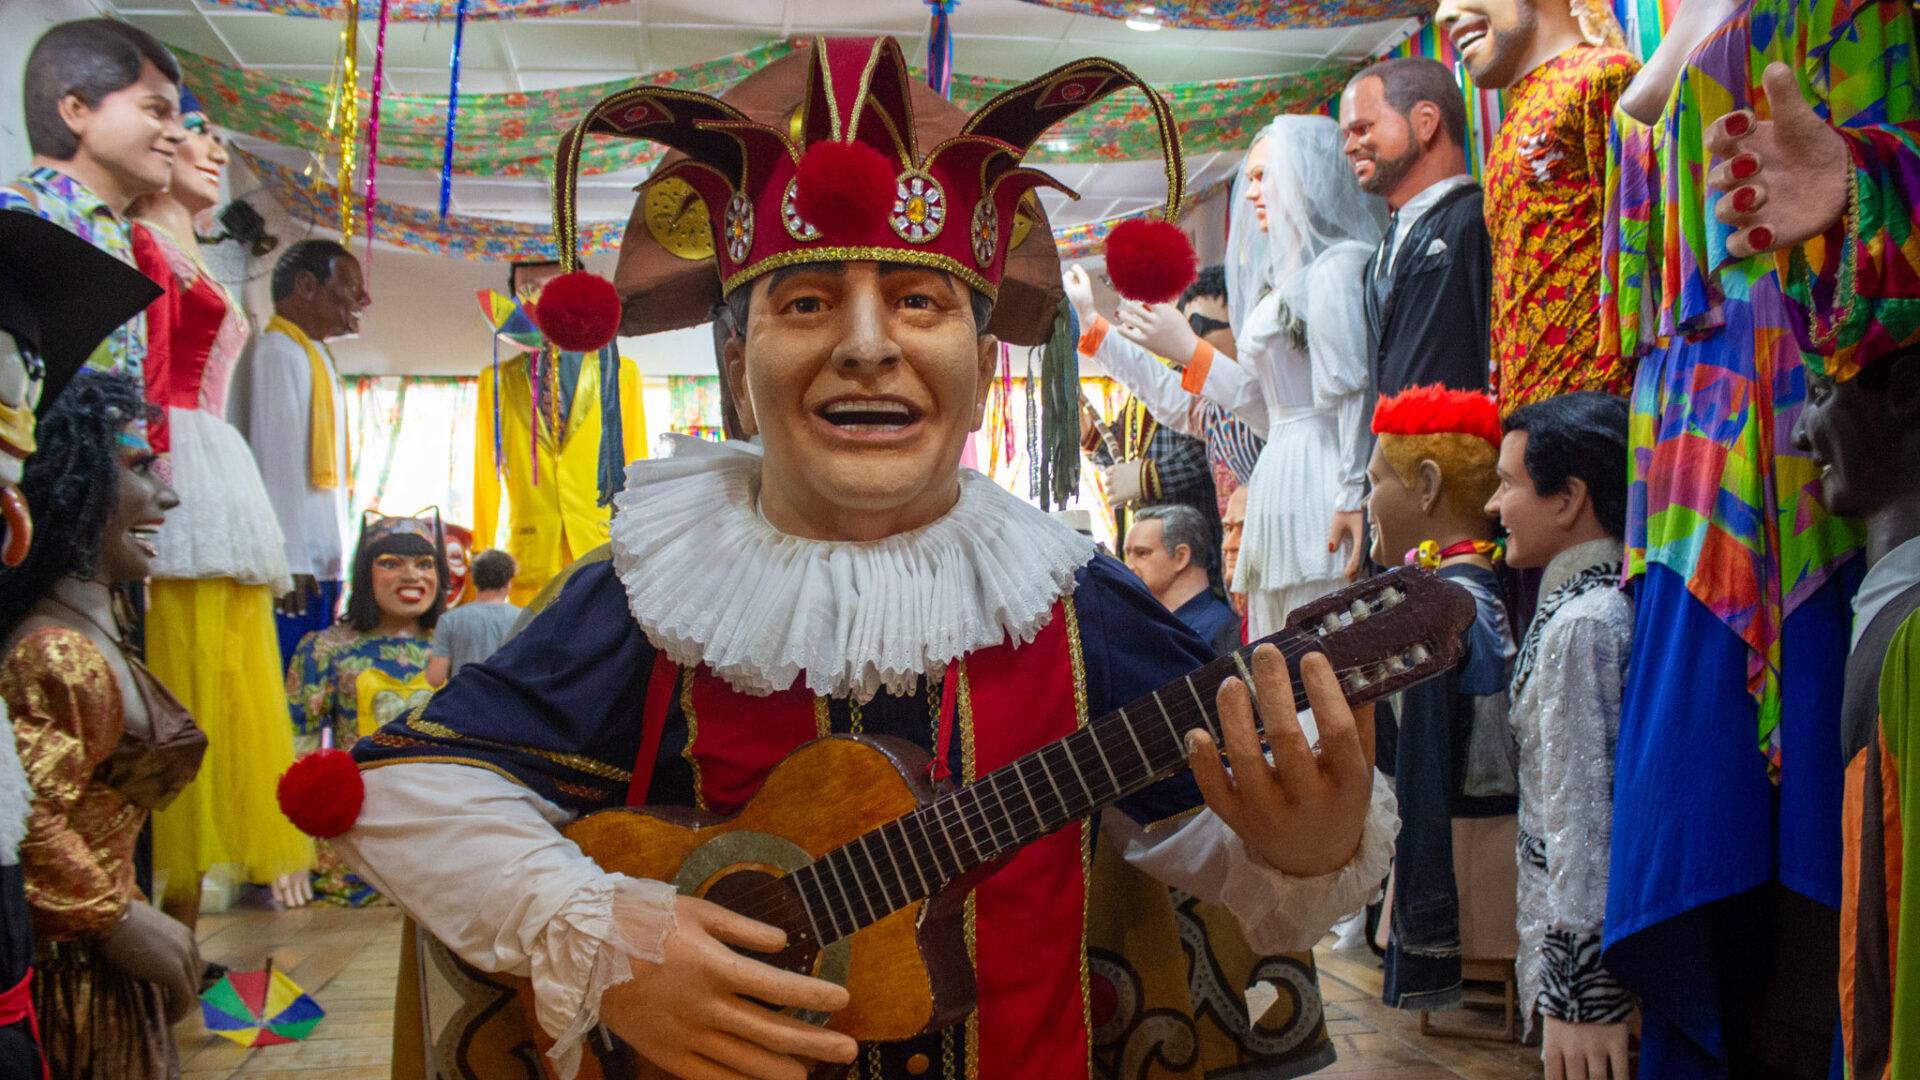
[1407,643,1431,665]
[1350,599,1371,620]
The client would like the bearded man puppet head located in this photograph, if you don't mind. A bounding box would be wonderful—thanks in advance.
[1434,0,1628,88]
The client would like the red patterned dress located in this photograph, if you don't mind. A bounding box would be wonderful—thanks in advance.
[1485,44,1640,414]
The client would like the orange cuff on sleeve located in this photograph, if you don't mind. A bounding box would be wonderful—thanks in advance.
[1077,315,1110,356]
[1180,340,1215,394]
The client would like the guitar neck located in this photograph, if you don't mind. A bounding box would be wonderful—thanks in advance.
[785,629,1355,947]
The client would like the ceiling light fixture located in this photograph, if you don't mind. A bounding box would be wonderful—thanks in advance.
[1125,4,1162,30]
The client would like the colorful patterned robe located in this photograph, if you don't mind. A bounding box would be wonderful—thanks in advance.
[1486,44,1640,414]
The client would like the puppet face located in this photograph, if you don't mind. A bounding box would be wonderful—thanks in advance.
[1123,517,1188,603]
[371,550,439,622]
[1485,429,1562,568]
[1366,442,1427,568]
[1221,485,1248,583]
[1340,76,1422,200]
[165,112,227,215]
[1436,0,1540,89]
[443,536,471,600]
[727,261,996,542]
[0,333,42,565]
[95,421,178,585]
[1793,368,1902,519]
[63,59,186,200]
[1241,137,1273,232]
[301,252,371,340]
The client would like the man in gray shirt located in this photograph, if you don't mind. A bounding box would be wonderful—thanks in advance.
[424,549,521,687]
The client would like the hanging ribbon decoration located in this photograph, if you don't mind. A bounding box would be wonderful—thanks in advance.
[926,0,957,98]
[363,0,394,268]
[438,0,468,218]
[330,0,361,240]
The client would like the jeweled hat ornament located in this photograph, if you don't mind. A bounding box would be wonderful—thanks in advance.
[529,35,1199,353]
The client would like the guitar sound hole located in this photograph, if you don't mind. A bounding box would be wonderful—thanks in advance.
[701,869,824,998]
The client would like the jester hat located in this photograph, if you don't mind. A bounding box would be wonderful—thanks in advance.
[541,36,1195,352]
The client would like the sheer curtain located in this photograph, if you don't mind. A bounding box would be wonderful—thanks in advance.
[345,376,480,535]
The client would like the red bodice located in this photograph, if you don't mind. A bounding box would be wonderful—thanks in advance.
[132,224,243,452]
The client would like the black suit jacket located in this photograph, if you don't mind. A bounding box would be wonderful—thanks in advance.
[1363,183,1492,397]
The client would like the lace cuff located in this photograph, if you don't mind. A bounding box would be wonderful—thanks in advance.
[1535,928,1634,1025]
[533,874,680,1080]
[1234,773,1399,953]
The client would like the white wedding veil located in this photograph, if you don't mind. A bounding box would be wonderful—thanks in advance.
[1224,114,1385,342]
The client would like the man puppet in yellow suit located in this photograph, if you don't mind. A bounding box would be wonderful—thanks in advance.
[475,260,646,605]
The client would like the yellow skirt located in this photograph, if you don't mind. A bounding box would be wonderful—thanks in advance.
[147,577,314,885]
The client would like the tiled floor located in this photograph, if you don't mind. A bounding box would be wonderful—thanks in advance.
[175,899,1543,1079]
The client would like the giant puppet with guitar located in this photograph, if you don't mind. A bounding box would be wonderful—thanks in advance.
[273,36,1466,1080]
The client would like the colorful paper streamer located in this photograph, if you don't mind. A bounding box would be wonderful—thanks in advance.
[438,0,467,218]
[1010,0,1431,30]
[200,0,620,18]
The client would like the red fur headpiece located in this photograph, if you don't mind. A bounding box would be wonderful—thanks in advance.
[1371,384,1502,448]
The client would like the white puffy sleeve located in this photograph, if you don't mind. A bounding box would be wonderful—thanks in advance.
[1102,771,1397,953]
[1082,320,1208,438]
[1303,249,1373,513]
[332,763,679,1080]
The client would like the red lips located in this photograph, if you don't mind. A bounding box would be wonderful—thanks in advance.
[2,487,29,566]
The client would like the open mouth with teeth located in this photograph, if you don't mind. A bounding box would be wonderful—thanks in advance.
[1450,18,1490,54]
[128,521,162,559]
[394,585,430,605]
[815,397,924,436]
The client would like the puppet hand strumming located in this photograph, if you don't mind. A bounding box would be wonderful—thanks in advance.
[1114,300,1204,366]
[600,894,857,1080]
[1189,646,1376,878]
[1707,62,1850,259]
[1063,263,1100,328]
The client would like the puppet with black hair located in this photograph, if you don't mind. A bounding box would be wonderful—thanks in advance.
[284,512,443,906]
[3,18,187,386]
[0,370,208,1080]
[1365,386,1518,1014]
[243,238,367,664]
[0,209,160,1077]
[1486,391,1635,1078]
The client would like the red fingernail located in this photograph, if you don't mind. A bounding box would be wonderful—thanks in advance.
[1733,186,1758,212]
[1731,155,1759,180]
[1724,112,1752,137]
[1749,226,1774,249]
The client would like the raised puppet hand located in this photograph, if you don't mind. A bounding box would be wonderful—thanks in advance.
[97,900,203,1024]
[1542,1017,1631,1080]
[1706,61,1850,259]
[1188,646,1376,878]
[1114,300,1204,367]
[600,894,858,1080]
[1062,263,1100,328]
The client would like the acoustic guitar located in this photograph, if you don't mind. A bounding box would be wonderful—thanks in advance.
[548,567,1475,1078]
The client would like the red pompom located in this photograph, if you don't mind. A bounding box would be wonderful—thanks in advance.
[530,271,623,353]
[277,749,365,839]
[793,140,896,237]
[1103,218,1198,305]
[1371,384,1502,447]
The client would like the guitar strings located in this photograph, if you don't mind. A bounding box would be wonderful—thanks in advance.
[708,641,1416,942]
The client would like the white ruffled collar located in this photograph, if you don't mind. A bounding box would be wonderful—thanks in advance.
[608,435,1097,700]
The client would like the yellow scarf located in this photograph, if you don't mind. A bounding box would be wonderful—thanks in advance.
[268,315,345,489]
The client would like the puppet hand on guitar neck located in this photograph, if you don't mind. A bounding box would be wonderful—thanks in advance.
[1189,644,1376,879]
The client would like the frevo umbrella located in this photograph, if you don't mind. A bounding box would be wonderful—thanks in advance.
[200,963,325,1046]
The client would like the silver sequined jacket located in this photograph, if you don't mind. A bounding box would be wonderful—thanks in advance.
[1510,537,1635,1033]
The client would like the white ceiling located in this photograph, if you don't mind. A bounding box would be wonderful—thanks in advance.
[106,0,1419,230]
